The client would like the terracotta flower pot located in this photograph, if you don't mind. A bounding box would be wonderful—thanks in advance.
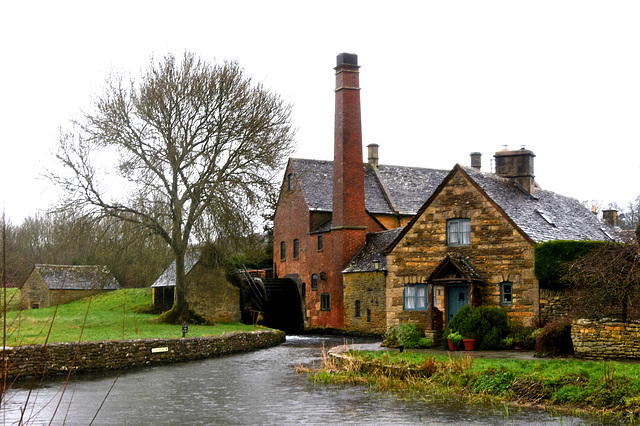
[447,339,459,351]
[462,339,475,351]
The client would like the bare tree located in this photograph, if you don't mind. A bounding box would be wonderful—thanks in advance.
[50,52,296,323]
[563,243,640,321]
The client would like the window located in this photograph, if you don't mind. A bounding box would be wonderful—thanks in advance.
[31,303,39,309]
[280,241,286,261]
[447,218,471,246]
[287,173,294,190]
[404,284,428,310]
[355,300,361,317]
[501,282,513,305]
[293,239,299,259]
[366,309,371,322]
[317,235,323,251]
[320,293,330,311]
[311,274,318,290]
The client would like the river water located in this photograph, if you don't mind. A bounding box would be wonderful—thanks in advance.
[3,335,594,425]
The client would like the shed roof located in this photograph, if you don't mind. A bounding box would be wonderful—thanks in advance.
[33,264,121,291]
[151,252,200,288]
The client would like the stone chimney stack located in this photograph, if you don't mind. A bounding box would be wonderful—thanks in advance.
[470,152,482,170]
[494,147,536,195]
[602,209,619,227]
[367,144,379,167]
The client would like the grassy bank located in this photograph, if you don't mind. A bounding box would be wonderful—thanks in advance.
[306,349,640,422]
[1,288,264,346]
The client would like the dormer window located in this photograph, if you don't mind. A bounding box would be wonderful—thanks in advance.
[447,218,471,246]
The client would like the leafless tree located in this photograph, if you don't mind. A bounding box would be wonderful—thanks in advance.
[563,243,640,321]
[50,52,296,323]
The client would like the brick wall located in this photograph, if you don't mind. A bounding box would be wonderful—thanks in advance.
[4,330,285,382]
[572,318,640,360]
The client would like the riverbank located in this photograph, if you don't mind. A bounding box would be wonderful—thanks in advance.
[315,342,640,423]
[3,329,285,382]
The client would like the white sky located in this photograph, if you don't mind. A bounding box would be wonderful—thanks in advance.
[1,1,639,225]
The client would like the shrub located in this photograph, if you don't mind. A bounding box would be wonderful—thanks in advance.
[535,317,574,356]
[383,323,432,349]
[442,306,509,349]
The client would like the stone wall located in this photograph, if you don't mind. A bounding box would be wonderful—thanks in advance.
[3,330,285,382]
[539,288,570,323]
[343,271,386,335]
[571,318,640,360]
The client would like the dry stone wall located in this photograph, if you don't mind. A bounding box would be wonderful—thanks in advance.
[3,330,285,382]
[571,318,640,360]
[539,288,570,323]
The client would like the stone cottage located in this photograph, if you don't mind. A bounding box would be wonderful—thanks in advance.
[151,252,241,323]
[21,264,121,309]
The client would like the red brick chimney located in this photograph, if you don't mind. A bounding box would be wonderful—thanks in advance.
[328,53,368,329]
[333,52,366,233]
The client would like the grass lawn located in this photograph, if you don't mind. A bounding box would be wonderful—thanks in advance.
[1,288,265,346]
[307,349,640,420]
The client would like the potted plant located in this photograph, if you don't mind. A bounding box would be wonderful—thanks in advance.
[462,332,476,351]
[447,331,463,351]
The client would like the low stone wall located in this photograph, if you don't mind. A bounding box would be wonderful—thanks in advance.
[571,318,640,360]
[3,329,285,381]
[539,288,570,323]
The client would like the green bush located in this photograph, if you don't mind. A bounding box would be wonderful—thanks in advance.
[553,385,583,404]
[383,323,432,349]
[442,306,509,349]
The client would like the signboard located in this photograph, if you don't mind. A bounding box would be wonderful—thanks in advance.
[182,324,189,334]
[151,347,169,353]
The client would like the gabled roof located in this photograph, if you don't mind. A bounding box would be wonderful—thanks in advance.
[288,158,448,216]
[385,164,618,254]
[33,264,121,291]
[151,251,200,288]
[428,254,486,283]
[343,228,403,273]
[460,165,618,243]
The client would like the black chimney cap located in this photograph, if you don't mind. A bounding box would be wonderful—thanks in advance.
[336,53,358,67]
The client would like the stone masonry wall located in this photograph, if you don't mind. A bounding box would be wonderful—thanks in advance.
[343,271,386,335]
[386,170,538,329]
[3,330,285,382]
[539,288,570,323]
[571,318,640,360]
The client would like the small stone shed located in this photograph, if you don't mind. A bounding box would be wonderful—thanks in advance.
[151,252,241,323]
[21,264,122,309]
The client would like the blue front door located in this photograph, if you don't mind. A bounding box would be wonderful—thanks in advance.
[446,285,468,323]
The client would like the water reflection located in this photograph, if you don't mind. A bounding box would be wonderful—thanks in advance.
[3,335,593,425]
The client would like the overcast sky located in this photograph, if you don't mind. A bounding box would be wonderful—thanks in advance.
[1,1,639,225]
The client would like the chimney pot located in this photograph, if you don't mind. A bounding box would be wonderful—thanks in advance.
[603,209,619,227]
[494,148,536,195]
[470,152,482,170]
[367,144,379,167]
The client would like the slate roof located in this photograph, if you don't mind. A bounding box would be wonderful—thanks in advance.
[343,228,403,273]
[151,251,200,288]
[460,165,618,243]
[289,159,448,217]
[33,264,121,291]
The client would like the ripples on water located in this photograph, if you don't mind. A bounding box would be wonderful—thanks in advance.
[3,335,595,425]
